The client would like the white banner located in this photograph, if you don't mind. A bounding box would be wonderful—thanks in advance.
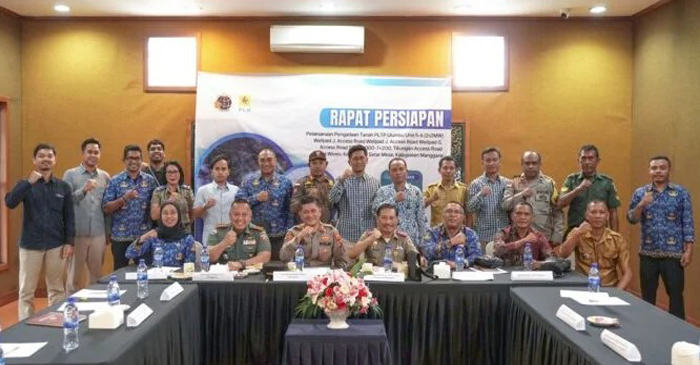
[193,72,452,234]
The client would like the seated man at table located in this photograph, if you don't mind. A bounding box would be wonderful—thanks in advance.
[491,202,553,268]
[421,201,482,268]
[554,200,632,289]
[280,196,349,269]
[206,199,271,271]
[350,203,419,266]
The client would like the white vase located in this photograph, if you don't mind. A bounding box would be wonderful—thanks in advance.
[326,308,350,329]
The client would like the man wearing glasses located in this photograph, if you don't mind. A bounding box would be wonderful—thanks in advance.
[103,145,158,270]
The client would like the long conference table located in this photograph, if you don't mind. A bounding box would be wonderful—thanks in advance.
[97,266,588,365]
[7,267,697,365]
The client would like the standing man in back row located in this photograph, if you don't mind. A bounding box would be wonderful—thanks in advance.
[63,138,111,293]
[628,156,694,319]
[236,148,294,260]
[558,144,620,233]
[502,151,565,245]
[290,150,334,224]
[141,139,167,186]
[423,156,468,227]
[5,143,75,320]
[329,145,381,245]
[467,147,510,246]
[102,145,157,270]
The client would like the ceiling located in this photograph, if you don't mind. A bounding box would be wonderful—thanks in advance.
[0,0,664,18]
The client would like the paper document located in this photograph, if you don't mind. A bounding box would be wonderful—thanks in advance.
[452,271,494,281]
[0,342,48,358]
[560,290,630,306]
[71,289,126,299]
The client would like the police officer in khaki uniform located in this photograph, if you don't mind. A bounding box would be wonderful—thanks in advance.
[502,151,565,244]
[290,150,335,224]
[350,203,419,266]
[206,199,271,271]
[281,196,348,269]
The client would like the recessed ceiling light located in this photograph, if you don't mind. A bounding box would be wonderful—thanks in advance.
[589,5,607,14]
[54,4,70,13]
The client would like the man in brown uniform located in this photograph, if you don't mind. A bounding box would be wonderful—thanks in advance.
[350,203,419,266]
[555,200,632,289]
[281,196,348,269]
[291,150,334,223]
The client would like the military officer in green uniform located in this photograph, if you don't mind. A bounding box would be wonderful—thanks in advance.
[206,199,271,271]
[557,145,621,233]
[350,203,419,266]
[281,196,348,269]
[290,150,335,224]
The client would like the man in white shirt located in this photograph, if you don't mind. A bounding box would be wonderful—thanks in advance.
[194,155,239,240]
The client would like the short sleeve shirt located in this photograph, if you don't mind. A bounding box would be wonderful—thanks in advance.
[206,223,271,263]
[357,230,418,266]
[575,228,630,287]
[561,173,621,228]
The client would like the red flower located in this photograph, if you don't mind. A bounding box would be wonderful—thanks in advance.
[337,302,347,310]
[359,288,368,298]
[325,287,333,297]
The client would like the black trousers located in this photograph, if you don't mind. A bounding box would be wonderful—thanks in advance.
[111,239,132,271]
[640,255,685,319]
[269,235,284,261]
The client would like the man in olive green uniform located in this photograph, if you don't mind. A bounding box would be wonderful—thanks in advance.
[557,145,621,233]
[350,203,419,266]
[207,199,271,271]
[502,151,565,244]
[281,196,348,269]
[290,150,335,224]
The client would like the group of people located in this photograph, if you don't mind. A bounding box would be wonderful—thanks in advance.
[4,139,694,321]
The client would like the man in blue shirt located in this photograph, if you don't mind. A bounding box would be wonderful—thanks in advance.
[236,148,293,260]
[5,143,75,320]
[628,155,694,319]
[102,145,157,270]
[422,201,482,267]
[372,158,427,247]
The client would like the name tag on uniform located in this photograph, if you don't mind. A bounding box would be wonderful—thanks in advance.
[243,239,256,246]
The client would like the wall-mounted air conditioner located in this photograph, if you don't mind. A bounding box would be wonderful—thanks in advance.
[270,25,365,54]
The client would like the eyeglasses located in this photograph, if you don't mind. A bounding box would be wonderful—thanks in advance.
[166,170,180,175]
[444,209,464,215]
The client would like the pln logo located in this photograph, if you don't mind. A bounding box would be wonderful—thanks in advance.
[214,94,232,111]
[238,94,252,112]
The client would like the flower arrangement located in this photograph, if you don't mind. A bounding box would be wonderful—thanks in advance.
[295,269,383,319]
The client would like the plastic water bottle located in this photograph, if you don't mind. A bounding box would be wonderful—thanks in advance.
[200,245,211,272]
[137,259,149,299]
[588,262,601,293]
[62,297,79,353]
[523,243,533,271]
[294,245,305,271]
[153,244,164,270]
[107,275,121,306]
[0,340,4,365]
[455,246,465,271]
[383,246,393,272]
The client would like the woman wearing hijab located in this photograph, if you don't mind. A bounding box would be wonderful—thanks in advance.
[126,201,196,266]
